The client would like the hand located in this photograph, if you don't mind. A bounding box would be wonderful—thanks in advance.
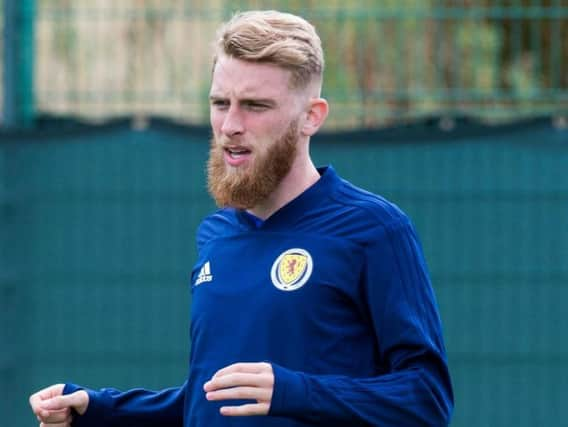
[203,362,274,416]
[29,384,89,426]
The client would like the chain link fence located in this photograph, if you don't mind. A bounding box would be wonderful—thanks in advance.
[1,0,567,128]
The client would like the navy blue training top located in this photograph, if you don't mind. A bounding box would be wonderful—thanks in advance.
[65,166,453,427]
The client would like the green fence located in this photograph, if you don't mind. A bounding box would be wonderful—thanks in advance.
[1,117,567,426]
[2,0,568,128]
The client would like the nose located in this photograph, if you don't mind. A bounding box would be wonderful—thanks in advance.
[220,106,245,137]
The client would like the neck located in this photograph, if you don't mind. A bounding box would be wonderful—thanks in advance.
[248,154,320,220]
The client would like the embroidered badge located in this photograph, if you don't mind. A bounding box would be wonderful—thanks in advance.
[270,248,313,291]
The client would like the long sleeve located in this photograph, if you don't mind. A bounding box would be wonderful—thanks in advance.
[63,381,186,427]
[269,219,454,426]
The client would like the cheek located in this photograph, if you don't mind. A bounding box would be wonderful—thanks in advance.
[255,116,289,142]
[210,111,224,134]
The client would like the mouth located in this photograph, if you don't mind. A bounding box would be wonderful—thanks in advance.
[225,147,251,158]
[223,146,252,166]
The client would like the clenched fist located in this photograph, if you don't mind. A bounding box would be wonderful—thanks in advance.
[29,384,89,427]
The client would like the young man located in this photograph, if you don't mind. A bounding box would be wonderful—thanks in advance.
[30,10,453,427]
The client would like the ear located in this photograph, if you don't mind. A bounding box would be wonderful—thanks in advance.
[301,98,329,137]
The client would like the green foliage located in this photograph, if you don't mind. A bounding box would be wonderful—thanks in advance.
[15,0,568,128]
[456,20,501,93]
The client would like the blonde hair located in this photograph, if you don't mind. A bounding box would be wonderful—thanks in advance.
[213,10,324,89]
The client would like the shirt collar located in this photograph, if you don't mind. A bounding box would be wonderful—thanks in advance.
[235,165,340,230]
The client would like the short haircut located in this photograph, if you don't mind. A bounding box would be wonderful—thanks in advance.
[213,10,324,89]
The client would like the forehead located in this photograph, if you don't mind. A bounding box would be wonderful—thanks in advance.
[210,55,294,99]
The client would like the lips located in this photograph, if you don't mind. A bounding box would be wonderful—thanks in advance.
[224,146,252,167]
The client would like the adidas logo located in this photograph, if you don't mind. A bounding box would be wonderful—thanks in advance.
[195,261,213,285]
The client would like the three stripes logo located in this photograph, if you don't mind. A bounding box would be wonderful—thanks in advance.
[194,261,213,286]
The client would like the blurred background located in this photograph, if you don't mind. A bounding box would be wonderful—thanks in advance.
[1,1,567,426]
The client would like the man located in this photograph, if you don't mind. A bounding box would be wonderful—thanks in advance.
[29,10,453,427]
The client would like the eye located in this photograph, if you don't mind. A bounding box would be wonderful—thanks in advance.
[245,102,269,111]
[211,99,229,109]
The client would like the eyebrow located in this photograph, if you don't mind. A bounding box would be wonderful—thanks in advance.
[209,95,277,106]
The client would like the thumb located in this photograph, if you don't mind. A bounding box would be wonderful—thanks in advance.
[42,390,89,415]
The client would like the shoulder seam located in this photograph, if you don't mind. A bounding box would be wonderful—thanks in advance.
[329,181,408,230]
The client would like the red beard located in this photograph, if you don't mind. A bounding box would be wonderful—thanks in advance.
[207,121,299,210]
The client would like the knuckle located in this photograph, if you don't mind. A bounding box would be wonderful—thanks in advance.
[29,393,39,406]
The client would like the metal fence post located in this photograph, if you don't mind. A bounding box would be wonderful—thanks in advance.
[3,0,36,129]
